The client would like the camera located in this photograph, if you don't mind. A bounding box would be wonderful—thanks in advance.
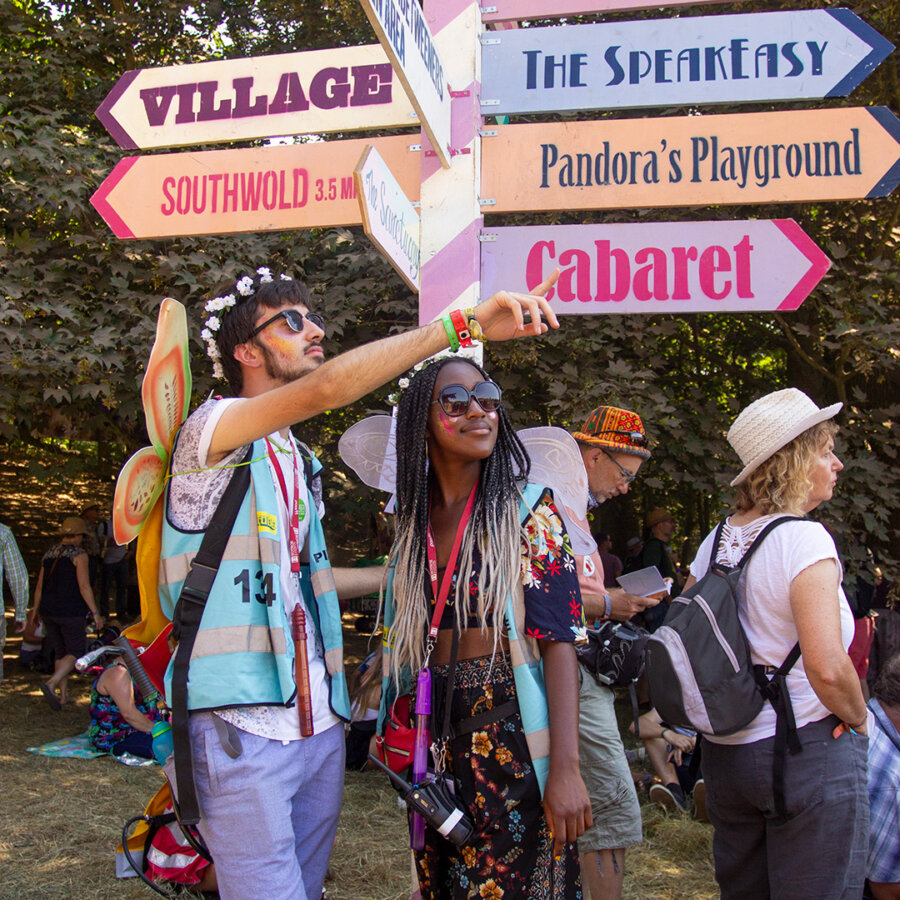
[369,755,475,846]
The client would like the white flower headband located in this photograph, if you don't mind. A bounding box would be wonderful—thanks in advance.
[201,267,292,379]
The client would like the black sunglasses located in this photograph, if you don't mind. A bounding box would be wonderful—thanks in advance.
[433,381,503,417]
[250,308,325,338]
[594,428,648,447]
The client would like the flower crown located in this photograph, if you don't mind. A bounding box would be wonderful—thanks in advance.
[201,267,293,379]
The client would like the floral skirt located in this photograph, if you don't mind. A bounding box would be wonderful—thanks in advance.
[413,654,582,900]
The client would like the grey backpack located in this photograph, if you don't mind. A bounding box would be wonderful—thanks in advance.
[645,516,803,737]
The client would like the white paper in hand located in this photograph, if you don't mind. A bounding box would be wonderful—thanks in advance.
[617,566,669,598]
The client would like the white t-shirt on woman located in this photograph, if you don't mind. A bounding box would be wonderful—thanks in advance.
[689,514,854,746]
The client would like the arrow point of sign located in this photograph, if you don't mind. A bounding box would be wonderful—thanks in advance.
[866,107,900,199]
[95,70,140,150]
[90,157,139,240]
[825,9,895,99]
[773,219,831,312]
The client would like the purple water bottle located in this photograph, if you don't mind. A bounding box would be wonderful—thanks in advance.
[410,666,432,850]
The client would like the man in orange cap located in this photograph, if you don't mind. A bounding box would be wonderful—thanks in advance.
[568,406,657,900]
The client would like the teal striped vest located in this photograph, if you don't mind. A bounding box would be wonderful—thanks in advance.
[159,435,349,720]
[378,483,553,793]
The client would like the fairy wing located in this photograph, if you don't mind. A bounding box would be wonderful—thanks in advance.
[518,427,596,558]
[142,298,192,460]
[338,415,397,494]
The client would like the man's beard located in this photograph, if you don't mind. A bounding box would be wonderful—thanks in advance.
[257,340,324,384]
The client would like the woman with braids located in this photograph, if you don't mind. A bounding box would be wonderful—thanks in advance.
[379,357,591,898]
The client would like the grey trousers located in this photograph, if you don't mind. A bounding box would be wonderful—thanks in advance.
[703,715,869,900]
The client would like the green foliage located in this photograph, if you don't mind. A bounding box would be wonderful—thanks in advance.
[0,0,897,572]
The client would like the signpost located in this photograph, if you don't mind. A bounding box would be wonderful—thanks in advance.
[90,136,419,240]
[95,45,418,150]
[481,220,831,314]
[481,0,729,23]
[481,10,893,115]
[354,145,421,291]
[358,0,452,168]
[481,107,900,212]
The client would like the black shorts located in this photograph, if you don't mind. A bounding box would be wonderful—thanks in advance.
[42,615,87,659]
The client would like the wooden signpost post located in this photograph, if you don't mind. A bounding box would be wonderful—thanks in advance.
[482,107,900,213]
[481,220,831,314]
[95,45,418,150]
[481,10,893,115]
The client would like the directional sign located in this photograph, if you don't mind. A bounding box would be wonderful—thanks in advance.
[95,45,419,150]
[354,145,421,292]
[481,10,894,116]
[359,0,452,168]
[482,107,900,213]
[482,0,729,23]
[90,135,420,240]
[481,220,830,315]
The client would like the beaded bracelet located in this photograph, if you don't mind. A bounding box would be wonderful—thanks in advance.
[463,307,486,343]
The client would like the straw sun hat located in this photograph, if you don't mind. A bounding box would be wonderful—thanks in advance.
[58,516,88,536]
[727,388,842,487]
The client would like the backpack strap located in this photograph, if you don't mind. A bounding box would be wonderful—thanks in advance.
[170,445,253,826]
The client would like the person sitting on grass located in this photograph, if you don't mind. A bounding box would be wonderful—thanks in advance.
[88,658,162,759]
[629,708,707,822]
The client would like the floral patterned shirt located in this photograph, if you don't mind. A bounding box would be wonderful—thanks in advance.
[430,488,586,643]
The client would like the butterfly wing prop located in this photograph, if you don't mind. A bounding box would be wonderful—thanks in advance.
[518,426,597,558]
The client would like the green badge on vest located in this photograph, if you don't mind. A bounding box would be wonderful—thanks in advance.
[297,499,306,521]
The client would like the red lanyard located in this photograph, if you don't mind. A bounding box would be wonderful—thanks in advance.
[425,482,478,641]
[265,436,301,574]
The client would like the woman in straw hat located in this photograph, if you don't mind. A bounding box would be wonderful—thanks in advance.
[684,388,868,899]
[27,516,105,710]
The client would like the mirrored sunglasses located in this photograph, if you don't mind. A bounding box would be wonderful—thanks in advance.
[250,308,325,338]
[433,381,503,417]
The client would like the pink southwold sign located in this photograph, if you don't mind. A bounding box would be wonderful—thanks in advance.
[90,135,419,240]
[480,220,830,314]
[482,0,728,23]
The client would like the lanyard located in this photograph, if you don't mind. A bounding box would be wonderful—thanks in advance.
[265,436,301,574]
[425,481,478,646]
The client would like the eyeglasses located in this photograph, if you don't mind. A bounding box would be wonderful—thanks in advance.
[250,308,325,338]
[433,381,503,417]
[602,449,638,484]
[594,428,648,447]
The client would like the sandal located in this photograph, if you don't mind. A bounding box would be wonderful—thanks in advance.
[41,683,62,711]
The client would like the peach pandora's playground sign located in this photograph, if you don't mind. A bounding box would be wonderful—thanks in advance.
[482,107,900,211]
[480,221,831,314]
[95,45,418,150]
[90,136,419,240]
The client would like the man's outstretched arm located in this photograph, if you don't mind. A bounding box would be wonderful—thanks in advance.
[209,278,559,458]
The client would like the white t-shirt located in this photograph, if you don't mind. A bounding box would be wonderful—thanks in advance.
[690,514,853,745]
[170,397,339,742]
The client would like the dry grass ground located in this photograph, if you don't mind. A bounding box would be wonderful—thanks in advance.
[0,618,716,900]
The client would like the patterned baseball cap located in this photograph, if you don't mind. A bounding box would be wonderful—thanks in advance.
[571,406,651,460]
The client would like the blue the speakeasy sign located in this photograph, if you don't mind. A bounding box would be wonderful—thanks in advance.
[481,9,893,116]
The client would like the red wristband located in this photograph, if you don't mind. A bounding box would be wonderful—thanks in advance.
[449,309,474,348]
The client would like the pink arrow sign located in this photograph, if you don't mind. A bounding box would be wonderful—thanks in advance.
[90,135,420,240]
[482,0,728,23]
[480,220,830,314]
